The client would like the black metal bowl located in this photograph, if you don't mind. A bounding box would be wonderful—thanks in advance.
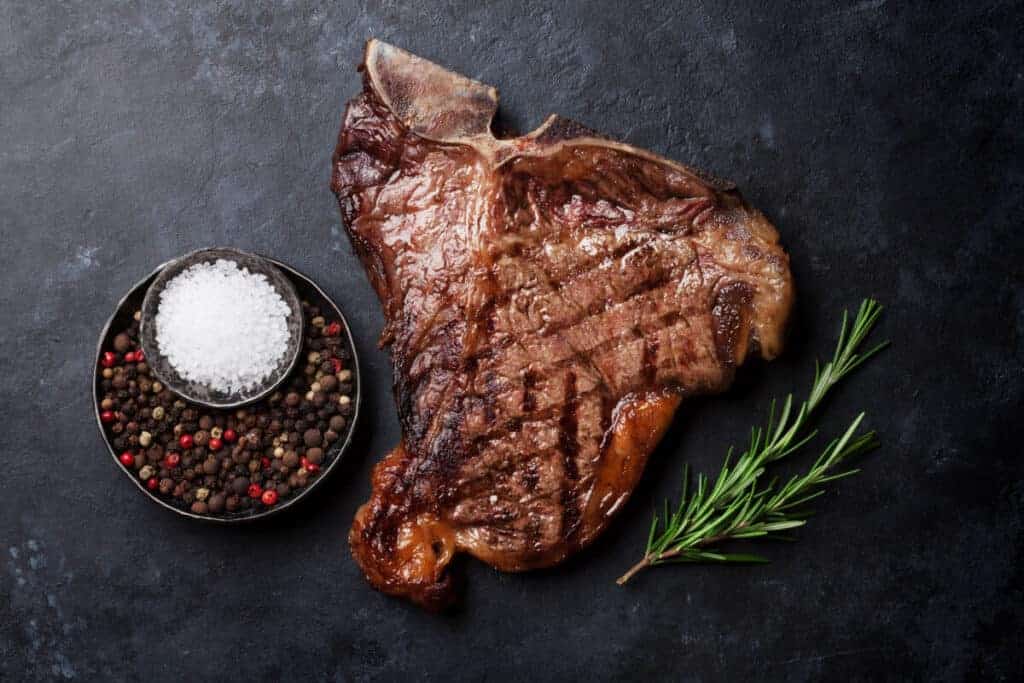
[94,253,361,523]
[139,247,304,409]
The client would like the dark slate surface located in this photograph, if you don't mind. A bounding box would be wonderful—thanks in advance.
[1,1,1021,680]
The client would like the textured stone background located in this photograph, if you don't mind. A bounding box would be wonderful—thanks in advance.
[1,1,1022,680]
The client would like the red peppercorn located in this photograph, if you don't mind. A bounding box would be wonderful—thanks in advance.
[260,457,271,470]
[134,350,145,362]
[100,351,117,368]
[123,351,136,363]
[306,462,321,474]
[222,428,237,443]
[100,410,116,424]
[208,437,223,452]
[247,483,263,499]
[325,321,341,337]
[330,357,344,373]
[179,434,194,449]
[163,452,181,468]
[260,489,279,506]
[146,477,158,491]
[300,456,309,469]
[119,452,135,467]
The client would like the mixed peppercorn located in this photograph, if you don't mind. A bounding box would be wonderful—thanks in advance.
[97,300,354,517]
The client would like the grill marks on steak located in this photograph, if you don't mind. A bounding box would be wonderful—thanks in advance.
[332,40,794,609]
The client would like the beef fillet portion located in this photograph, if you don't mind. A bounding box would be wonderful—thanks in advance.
[332,40,794,609]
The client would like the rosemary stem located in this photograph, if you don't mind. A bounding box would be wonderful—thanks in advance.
[616,299,886,586]
[616,556,653,585]
[617,523,756,584]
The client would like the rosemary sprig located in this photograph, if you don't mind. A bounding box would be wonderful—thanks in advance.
[616,299,887,585]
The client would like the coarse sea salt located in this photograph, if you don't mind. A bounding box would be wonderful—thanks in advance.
[155,259,291,394]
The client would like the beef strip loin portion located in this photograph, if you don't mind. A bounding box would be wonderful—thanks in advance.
[332,40,794,609]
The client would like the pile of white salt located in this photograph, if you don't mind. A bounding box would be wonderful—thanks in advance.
[155,259,290,393]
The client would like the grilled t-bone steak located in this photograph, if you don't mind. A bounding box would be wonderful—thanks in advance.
[332,40,794,609]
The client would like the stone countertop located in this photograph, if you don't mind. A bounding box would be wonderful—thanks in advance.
[1,1,1021,680]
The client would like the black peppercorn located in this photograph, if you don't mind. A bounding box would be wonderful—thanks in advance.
[113,333,131,352]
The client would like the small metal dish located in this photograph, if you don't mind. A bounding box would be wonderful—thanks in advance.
[94,253,361,523]
[139,247,304,409]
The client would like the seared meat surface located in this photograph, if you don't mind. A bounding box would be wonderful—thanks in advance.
[332,40,794,609]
